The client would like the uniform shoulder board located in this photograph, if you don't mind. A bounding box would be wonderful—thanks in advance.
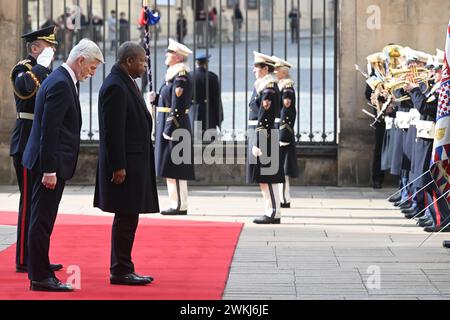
[16,59,33,70]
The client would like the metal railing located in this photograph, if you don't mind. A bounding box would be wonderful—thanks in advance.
[22,0,338,145]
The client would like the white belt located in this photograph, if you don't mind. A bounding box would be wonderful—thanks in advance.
[396,111,411,129]
[17,112,34,121]
[416,120,436,140]
[409,109,421,127]
[385,116,394,130]
[248,118,281,126]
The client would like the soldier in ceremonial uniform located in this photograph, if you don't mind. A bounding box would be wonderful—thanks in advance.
[407,51,443,229]
[247,52,285,225]
[272,55,299,208]
[189,53,223,139]
[9,26,62,273]
[150,39,195,216]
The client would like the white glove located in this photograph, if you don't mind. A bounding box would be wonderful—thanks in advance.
[163,133,173,141]
[37,47,55,68]
[280,142,290,147]
[252,146,263,157]
[148,91,157,104]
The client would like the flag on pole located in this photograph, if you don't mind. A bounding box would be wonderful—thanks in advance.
[430,19,450,199]
[139,0,160,93]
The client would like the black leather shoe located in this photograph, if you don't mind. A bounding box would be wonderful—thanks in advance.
[281,203,291,208]
[30,277,74,292]
[394,200,403,207]
[424,224,450,233]
[388,194,402,203]
[399,203,412,210]
[443,241,450,248]
[418,219,434,228]
[161,209,187,216]
[402,207,417,215]
[110,273,153,286]
[404,210,422,219]
[253,215,281,225]
[16,263,63,273]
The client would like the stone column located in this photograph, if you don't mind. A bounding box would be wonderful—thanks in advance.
[0,1,22,183]
[337,0,449,186]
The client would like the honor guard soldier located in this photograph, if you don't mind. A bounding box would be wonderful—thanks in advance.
[189,53,224,138]
[272,56,299,208]
[150,39,195,215]
[10,26,62,273]
[248,52,285,224]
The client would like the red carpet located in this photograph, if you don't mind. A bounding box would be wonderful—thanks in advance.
[0,212,243,300]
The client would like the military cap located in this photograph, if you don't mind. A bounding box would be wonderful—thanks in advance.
[271,56,293,69]
[21,25,58,45]
[167,38,193,57]
[253,51,276,67]
[195,53,212,62]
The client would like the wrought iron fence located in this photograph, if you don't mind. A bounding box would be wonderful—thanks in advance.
[22,0,338,145]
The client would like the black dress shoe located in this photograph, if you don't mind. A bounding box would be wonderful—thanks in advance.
[404,210,422,219]
[388,194,402,203]
[402,207,417,215]
[418,219,434,228]
[110,273,153,286]
[30,277,74,292]
[443,241,450,248]
[161,208,187,216]
[399,203,412,210]
[281,203,291,208]
[253,215,281,225]
[424,224,450,233]
[16,263,63,273]
[394,200,403,207]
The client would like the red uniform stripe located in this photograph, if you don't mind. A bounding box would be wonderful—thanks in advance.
[433,190,442,227]
[19,167,28,265]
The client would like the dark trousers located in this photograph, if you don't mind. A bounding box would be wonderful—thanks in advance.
[12,154,33,267]
[372,121,386,185]
[110,213,139,276]
[27,171,66,281]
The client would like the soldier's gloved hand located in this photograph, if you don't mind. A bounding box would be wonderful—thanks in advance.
[252,146,263,157]
[148,91,157,103]
[37,47,55,68]
[163,133,173,141]
[280,142,290,147]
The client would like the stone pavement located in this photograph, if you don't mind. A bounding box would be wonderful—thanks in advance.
[1,185,450,300]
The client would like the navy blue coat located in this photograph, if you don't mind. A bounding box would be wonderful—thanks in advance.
[155,67,195,181]
[279,80,299,178]
[94,64,159,215]
[189,67,223,133]
[10,55,51,156]
[246,77,285,184]
[410,85,438,188]
[22,66,81,181]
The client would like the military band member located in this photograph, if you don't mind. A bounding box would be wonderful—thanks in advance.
[407,52,442,229]
[247,52,285,225]
[150,39,195,215]
[272,56,299,208]
[9,26,62,273]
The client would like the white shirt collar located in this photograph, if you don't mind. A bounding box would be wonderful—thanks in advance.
[62,63,78,90]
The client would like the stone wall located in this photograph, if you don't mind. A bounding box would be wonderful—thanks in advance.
[338,0,450,186]
[0,1,21,184]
